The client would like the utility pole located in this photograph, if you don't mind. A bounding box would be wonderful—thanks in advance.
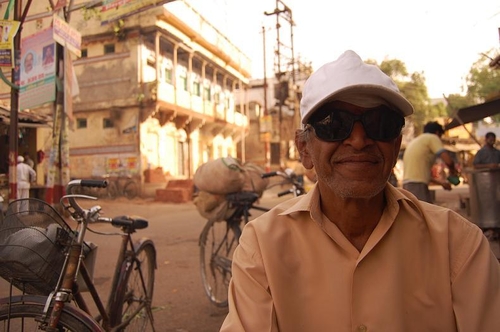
[8,0,27,200]
[264,0,294,168]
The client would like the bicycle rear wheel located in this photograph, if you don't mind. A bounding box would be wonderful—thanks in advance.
[199,219,242,307]
[0,298,101,331]
[111,240,156,331]
[106,181,119,200]
[123,180,138,200]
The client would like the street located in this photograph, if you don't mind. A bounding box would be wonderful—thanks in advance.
[0,183,497,331]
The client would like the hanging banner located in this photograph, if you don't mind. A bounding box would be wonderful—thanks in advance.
[19,27,56,110]
[0,20,20,68]
[53,14,81,57]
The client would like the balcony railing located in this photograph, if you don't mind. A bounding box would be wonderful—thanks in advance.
[149,81,247,127]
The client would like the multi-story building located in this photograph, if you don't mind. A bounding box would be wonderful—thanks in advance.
[0,0,251,197]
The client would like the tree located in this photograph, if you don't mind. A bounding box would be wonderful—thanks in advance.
[443,93,475,117]
[465,49,500,102]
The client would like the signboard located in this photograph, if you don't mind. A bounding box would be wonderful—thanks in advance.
[0,20,20,68]
[19,28,56,110]
[53,14,81,57]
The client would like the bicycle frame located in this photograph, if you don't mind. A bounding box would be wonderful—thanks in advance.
[66,232,145,331]
[43,214,153,331]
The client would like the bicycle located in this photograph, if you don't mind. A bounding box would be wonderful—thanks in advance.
[199,169,306,307]
[103,174,139,200]
[0,179,157,331]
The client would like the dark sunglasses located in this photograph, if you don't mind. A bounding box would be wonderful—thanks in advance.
[307,105,405,142]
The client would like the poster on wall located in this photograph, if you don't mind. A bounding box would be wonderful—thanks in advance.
[0,20,20,68]
[18,27,56,110]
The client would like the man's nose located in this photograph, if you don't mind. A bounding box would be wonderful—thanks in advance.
[344,121,374,149]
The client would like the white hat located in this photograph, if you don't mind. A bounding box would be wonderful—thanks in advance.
[300,50,414,124]
[17,156,24,163]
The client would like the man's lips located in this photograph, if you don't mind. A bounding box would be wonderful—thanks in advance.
[335,155,380,164]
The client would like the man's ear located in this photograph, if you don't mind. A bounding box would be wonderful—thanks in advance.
[295,130,314,170]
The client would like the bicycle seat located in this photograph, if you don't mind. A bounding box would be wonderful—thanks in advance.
[226,192,260,206]
[111,215,148,230]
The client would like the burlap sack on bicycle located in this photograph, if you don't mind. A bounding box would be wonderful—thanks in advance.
[241,163,269,196]
[193,157,245,194]
[193,191,235,221]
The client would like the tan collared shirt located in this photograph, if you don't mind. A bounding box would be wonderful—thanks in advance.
[221,184,500,332]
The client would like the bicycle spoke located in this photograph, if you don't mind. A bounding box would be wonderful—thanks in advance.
[113,241,156,331]
[200,220,241,307]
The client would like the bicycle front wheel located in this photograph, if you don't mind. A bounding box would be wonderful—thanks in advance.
[0,297,102,331]
[123,180,138,200]
[199,219,242,307]
[111,240,156,331]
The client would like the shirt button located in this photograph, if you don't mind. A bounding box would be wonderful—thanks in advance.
[358,325,367,332]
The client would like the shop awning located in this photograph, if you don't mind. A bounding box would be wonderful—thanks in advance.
[444,98,500,130]
[0,107,51,128]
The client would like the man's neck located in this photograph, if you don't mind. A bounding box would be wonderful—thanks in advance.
[320,192,385,252]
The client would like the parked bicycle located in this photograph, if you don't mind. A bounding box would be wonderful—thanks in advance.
[103,174,139,200]
[0,179,156,331]
[199,169,306,307]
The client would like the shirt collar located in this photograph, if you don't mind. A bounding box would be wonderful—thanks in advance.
[278,182,414,218]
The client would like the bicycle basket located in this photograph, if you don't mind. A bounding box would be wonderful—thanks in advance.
[0,198,74,295]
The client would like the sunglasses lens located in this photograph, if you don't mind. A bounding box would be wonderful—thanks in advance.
[312,111,353,141]
[362,109,404,141]
[309,107,404,142]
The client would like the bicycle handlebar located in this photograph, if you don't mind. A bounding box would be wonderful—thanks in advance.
[62,179,149,232]
[260,169,306,198]
[66,179,108,216]
[261,171,278,179]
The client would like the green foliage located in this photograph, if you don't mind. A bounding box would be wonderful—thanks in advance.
[430,102,448,118]
[444,94,475,115]
[379,59,409,81]
[466,49,500,102]
[82,7,101,21]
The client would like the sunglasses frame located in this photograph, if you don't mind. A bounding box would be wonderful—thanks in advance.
[307,106,405,142]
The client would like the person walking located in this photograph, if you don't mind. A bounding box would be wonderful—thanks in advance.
[220,50,500,332]
[16,155,36,211]
[473,131,500,169]
[402,121,458,203]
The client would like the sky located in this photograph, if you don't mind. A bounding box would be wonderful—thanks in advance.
[180,0,499,99]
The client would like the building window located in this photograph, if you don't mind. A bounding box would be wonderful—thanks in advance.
[103,118,114,128]
[193,81,201,96]
[76,118,87,129]
[81,49,88,58]
[164,68,172,83]
[179,75,188,91]
[204,86,211,101]
[104,44,115,54]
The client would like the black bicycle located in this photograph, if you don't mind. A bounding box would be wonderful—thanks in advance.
[199,169,306,307]
[0,179,156,331]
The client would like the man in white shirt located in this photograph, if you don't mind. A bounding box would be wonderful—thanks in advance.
[16,155,36,200]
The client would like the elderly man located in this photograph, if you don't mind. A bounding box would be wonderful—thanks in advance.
[220,50,500,332]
